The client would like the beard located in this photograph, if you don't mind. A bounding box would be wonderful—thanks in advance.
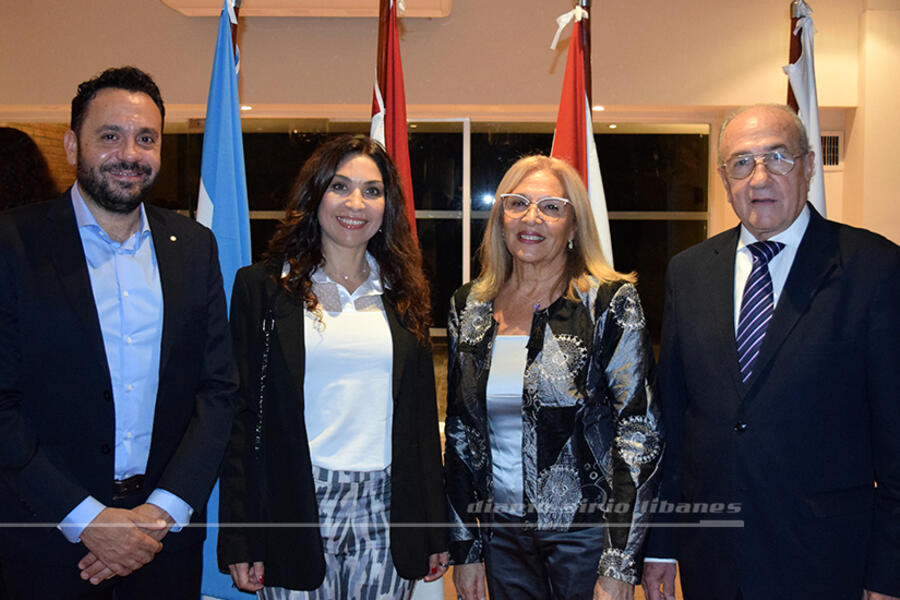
[76,157,157,215]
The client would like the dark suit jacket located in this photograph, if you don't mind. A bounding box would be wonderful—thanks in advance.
[0,190,238,564]
[216,263,447,591]
[647,206,900,599]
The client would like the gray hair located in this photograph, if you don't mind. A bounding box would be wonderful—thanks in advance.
[717,104,811,164]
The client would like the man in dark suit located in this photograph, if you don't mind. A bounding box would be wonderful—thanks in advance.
[0,66,237,599]
[641,105,900,600]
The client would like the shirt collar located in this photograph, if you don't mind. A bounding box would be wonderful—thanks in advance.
[738,204,810,252]
[71,182,151,247]
[284,252,384,297]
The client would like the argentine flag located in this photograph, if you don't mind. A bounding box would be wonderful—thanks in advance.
[197,0,251,302]
[198,2,250,599]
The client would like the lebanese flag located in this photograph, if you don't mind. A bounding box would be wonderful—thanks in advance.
[371,0,417,242]
[550,4,613,266]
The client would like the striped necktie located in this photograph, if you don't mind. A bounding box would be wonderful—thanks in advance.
[736,241,785,383]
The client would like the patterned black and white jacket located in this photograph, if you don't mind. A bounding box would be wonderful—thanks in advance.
[443,278,663,583]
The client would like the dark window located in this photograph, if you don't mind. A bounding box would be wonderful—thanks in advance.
[154,122,709,344]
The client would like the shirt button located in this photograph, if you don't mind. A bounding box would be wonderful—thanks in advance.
[123,290,129,297]
[127,384,134,392]
[734,422,749,433]
[125,336,132,344]
[124,432,133,440]
[100,444,111,455]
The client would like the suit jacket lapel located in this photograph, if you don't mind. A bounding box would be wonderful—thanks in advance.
[274,283,412,405]
[707,227,747,397]
[271,279,306,401]
[148,206,184,375]
[46,191,108,374]
[745,207,840,392]
[384,299,413,402]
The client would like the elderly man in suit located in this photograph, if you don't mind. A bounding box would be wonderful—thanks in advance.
[0,66,237,599]
[641,105,900,600]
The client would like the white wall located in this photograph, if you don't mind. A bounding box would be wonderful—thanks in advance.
[2,0,897,243]
[843,1,900,242]
[0,0,862,109]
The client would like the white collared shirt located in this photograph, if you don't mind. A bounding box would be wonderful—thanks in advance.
[301,253,394,471]
[732,206,811,332]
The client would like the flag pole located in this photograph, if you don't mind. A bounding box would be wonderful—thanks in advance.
[787,0,801,110]
[376,0,388,95]
[580,0,592,108]
[231,0,242,55]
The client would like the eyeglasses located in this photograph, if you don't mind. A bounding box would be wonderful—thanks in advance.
[499,193,571,220]
[721,150,806,180]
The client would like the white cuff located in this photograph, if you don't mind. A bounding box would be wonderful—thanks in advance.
[147,488,194,532]
[644,557,678,563]
[57,496,106,543]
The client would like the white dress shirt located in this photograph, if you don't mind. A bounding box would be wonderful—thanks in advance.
[302,254,394,471]
[733,205,811,331]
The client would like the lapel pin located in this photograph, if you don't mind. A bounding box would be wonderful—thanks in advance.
[169,235,177,242]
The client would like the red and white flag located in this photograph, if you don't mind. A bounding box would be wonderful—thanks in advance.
[784,0,826,216]
[550,4,613,266]
[371,0,417,242]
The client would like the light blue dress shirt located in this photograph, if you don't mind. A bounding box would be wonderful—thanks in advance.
[57,185,193,543]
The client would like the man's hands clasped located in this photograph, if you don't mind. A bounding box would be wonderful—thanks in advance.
[77,504,174,584]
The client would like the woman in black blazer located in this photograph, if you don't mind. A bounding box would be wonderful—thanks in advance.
[218,135,448,598]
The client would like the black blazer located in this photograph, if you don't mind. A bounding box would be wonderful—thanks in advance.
[0,191,238,563]
[217,263,447,591]
[647,206,900,599]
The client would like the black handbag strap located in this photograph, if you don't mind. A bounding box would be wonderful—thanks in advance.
[252,304,276,459]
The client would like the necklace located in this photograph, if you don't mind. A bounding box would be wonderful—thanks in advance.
[326,263,369,282]
[521,285,560,311]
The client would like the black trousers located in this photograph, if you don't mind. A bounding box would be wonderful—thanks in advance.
[1,540,202,600]
[1,492,202,600]
[482,513,606,600]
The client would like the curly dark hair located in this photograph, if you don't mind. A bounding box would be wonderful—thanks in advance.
[265,134,431,345]
[71,66,165,135]
[0,128,59,211]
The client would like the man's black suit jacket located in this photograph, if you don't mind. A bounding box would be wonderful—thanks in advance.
[0,190,238,564]
[647,206,900,599]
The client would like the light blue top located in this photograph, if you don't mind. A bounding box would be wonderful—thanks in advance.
[485,335,529,516]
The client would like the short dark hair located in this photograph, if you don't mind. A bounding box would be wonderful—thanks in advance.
[70,66,165,135]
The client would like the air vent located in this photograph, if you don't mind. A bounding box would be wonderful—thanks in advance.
[821,133,842,167]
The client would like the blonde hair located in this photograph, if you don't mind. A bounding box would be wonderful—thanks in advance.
[471,155,634,302]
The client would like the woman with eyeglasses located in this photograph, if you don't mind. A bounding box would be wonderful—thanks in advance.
[218,134,448,599]
[445,155,662,600]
